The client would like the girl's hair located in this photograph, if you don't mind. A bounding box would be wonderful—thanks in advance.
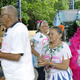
[50,26,65,41]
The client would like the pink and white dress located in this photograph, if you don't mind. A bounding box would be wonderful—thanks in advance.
[43,42,73,80]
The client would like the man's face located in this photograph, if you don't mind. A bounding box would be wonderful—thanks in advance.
[0,9,8,28]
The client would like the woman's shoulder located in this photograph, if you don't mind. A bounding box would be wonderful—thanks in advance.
[62,42,71,52]
[34,32,41,36]
[31,32,41,39]
[62,42,69,47]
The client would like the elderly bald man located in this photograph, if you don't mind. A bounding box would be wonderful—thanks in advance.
[0,5,35,80]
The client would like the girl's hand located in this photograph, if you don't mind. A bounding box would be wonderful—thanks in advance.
[41,54,45,58]
[30,40,34,47]
[37,57,50,66]
[37,56,43,63]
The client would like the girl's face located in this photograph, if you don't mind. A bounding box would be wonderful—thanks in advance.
[49,28,62,43]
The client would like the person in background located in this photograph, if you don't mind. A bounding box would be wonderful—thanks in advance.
[0,25,6,47]
[0,76,5,80]
[37,26,73,80]
[0,26,3,48]
[0,20,4,80]
[31,20,49,80]
[0,5,34,80]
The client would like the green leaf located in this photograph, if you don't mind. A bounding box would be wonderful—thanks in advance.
[76,20,80,26]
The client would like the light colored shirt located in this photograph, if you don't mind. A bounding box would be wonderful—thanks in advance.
[1,21,35,80]
[31,32,48,67]
[44,42,73,80]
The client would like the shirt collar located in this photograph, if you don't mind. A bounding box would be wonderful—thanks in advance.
[10,21,20,28]
[5,21,21,32]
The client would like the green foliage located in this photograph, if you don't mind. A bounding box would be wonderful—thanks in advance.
[0,0,16,13]
[63,20,79,41]
[22,0,58,25]
[74,0,80,9]
[21,0,59,29]
[0,0,80,30]
[54,0,69,10]
[76,20,80,26]
[68,20,79,38]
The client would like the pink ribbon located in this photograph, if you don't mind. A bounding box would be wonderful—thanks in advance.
[37,20,42,23]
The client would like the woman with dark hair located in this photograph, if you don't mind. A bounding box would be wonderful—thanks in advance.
[37,26,73,80]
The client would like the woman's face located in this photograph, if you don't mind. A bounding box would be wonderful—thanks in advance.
[40,23,49,34]
[49,28,62,43]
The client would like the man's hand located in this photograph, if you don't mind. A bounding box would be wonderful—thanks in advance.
[0,51,2,58]
[0,76,5,80]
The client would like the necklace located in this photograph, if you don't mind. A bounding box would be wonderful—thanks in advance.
[49,40,62,48]
[44,41,63,79]
[49,41,62,60]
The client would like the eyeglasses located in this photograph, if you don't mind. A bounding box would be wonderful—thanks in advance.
[0,14,8,18]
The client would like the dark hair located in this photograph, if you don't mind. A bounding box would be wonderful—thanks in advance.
[36,21,43,33]
[36,29,40,33]
[50,26,65,41]
[39,21,42,27]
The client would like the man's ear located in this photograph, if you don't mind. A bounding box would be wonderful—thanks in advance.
[7,14,12,22]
